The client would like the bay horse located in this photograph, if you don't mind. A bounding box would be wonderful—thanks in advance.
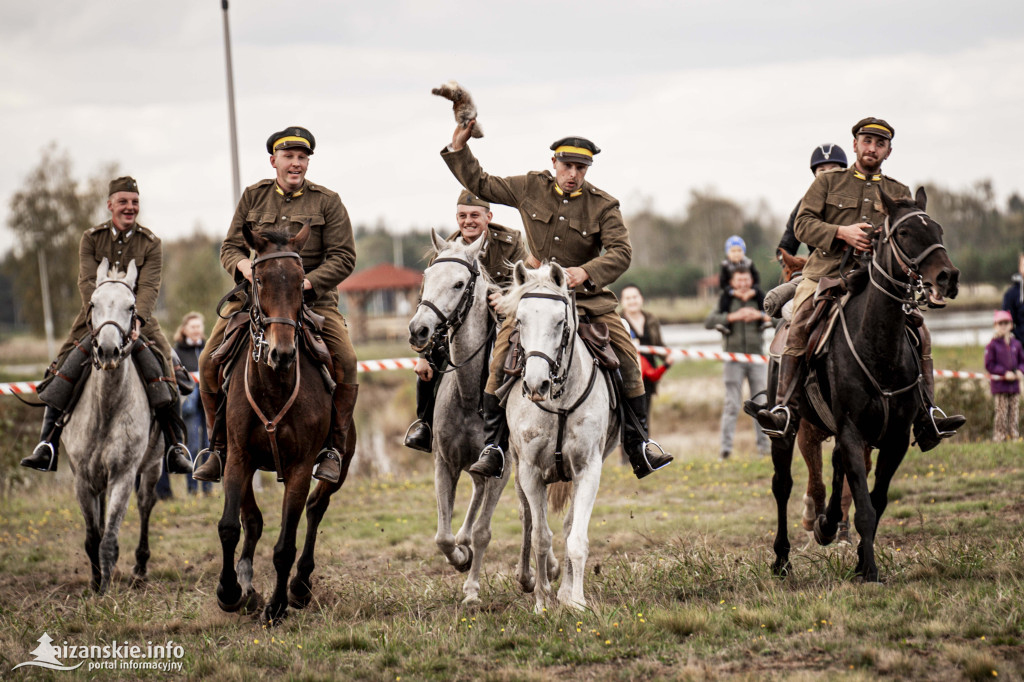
[407,230,512,606]
[64,259,163,594]
[768,188,959,581]
[215,222,349,624]
[501,262,618,612]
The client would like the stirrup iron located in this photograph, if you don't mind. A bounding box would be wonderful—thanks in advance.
[761,405,793,437]
[929,406,956,438]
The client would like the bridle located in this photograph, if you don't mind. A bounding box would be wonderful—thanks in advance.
[87,279,137,369]
[868,209,948,313]
[417,255,493,371]
[249,250,303,364]
[518,289,576,400]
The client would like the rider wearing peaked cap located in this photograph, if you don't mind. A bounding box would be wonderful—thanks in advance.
[441,120,673,481]
[22,176,194,475]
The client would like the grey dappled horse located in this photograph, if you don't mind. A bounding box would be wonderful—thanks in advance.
[501,262,619,612]
[63,259,164,594]
[408,230,513,605]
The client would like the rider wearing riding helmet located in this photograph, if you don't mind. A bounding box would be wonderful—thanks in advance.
[441,120,673,480]
[192,127,358,484]
[756,117,965,451]
[403,189,529,452]
[22,176,192,475]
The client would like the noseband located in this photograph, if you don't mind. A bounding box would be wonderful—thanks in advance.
[869,209,948,311]
[518,290,575,400]
[249,250,303,364]
[417,255,493,371]
[88,279,137,368]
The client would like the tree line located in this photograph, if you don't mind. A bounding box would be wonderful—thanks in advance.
[2,147,1021,338]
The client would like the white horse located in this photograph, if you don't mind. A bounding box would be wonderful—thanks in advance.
[501,262,619,612]
[407,230,514,605]
[63,259,164,594]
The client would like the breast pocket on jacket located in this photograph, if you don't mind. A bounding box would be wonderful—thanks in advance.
[522,200,553,225]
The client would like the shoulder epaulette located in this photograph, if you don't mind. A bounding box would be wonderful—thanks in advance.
[487,224,519,245]
[136,225,157,241]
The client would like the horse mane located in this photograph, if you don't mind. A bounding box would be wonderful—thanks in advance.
[497,263,566,318]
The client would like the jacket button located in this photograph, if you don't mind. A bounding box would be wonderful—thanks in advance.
[554,236,560,242]
[582,231,587,236]
[558,216,565,221]
[531,213,536,218]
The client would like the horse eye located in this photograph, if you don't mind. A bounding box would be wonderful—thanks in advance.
[453,281,465,290]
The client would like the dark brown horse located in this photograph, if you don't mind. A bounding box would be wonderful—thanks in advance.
[215,222,353,624]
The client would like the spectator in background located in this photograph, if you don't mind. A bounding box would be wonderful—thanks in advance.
[1002,252,1024,347]
[719,235,760,292]
[620,284,674,420]
[705,265,772,459]
[174,312,212,496]
[985,310,1024,442]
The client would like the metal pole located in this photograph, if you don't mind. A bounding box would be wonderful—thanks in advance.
[37,249,55,359]
[221,0,241,202]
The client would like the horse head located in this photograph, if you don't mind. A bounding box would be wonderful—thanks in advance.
[90,258,138,370]
[243,220,310,371]
[408,228,486,352]
[879,187,960,307]
[504,261,574,402]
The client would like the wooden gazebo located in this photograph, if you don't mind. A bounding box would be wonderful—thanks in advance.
[337,263,423,342]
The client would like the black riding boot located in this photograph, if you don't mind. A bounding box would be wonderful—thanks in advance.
[757,354,801,436]
[404,373,439,453]
[469,393,508,479]
[158,402,193,474]
[192,390,226,482]
[21,405,63,472]
[624,394,673,479]
[913,353,966,452]
[313,383,359,484]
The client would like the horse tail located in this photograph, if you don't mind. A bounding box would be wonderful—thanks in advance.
[548,481,573,513]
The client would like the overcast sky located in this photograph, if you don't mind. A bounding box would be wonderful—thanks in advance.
[2,0,1023,255]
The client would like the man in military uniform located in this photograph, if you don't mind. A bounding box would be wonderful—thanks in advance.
[404,189,529,452]
[192,127,358,484]
[441,120,673,479]
[22,176,192,474]
[756,117,965,450]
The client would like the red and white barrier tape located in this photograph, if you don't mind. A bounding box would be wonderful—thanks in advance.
[0,349,993,396]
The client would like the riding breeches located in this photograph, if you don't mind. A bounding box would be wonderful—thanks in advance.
[782,277,818,358]
[57,308,172,373]
[484,309,644,398]
[198,301,357,393]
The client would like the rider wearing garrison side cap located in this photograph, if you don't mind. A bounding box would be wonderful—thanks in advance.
[441,121,673,480]
[193,126,359,484]
[22,176,193,476]
[756,117,965,451]
[403,189,529,452]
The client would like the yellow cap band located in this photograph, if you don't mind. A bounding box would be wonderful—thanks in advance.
[272,135,311,151]
[860,124,892,135]
[554,145,594,157]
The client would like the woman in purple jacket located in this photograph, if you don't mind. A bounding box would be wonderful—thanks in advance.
[985,310,1024,441]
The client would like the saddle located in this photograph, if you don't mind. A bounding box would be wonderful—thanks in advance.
[209,305,334,379]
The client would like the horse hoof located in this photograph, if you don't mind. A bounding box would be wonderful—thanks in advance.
[519,575,536,594]
[130,572,148,589]
[451,547,473,574]
[461,594,481,608]
[218,586,261,614]
[771,559,791,578]
[813,515,836,546]
[288,582,313,610]
[260,602,289,627]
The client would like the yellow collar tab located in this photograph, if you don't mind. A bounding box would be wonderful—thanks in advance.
[553,145,593,159]
[272,135,311,152]
[553,184,583,198]
[852,170,882,182]
[275,184,305,198]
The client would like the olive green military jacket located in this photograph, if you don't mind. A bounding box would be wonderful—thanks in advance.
[442,145,632,316]
[443,222,529,288]
[795,167,910,281]
[78,222,162,327]
[220,179,355,308]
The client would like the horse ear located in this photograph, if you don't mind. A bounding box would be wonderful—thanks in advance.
[915,186,928,211]
[879,187,899,217]
[242,223,257,251]
[291,218,311,252]
[465,231,486,261]
[430,227,446,254]
[125,260,138,289]
[513,260,529,286]
[550,263,566,290]
[96,257,110,283]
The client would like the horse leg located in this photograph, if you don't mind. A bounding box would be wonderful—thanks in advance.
[513,470,535,594]
[74,476,103,592]
[234,473,264,612]
[434,456,470,572]
[835,423,877,580]
[839,445,870,540]
[862,440,906,582]
[814,442,846,545]
[132,447,161,585]
[217,452,246,611]
[797,421,826,532]
[461,470,510,606]
[97,472,136,594]
[519,468,553,614]
[290,476,343,609]
[770,432,796,577]
[559,467,599,610]
[263,465,312,625]
[453,468,487,571]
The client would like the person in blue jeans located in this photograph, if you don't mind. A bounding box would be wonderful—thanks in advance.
[174,312,212,496]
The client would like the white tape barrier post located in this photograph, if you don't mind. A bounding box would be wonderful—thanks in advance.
[0,350,991,395]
